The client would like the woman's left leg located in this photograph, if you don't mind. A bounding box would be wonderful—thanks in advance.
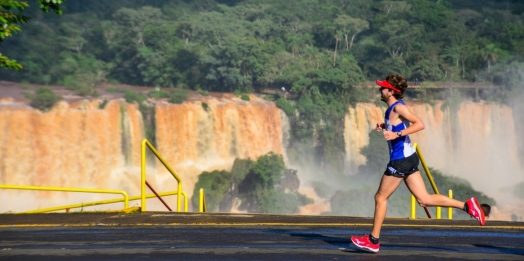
[404,171,463,208]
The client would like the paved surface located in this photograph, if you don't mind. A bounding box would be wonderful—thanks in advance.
[1,212,523,260]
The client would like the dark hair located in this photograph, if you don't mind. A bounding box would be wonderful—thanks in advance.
[385,74,408,99]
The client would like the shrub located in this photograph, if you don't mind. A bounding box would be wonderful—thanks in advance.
[148,89,169,99]
[197,89,209,96]
[76,85,93,97]
[191,170,232,212]
[240,94,250,101]
[123,91,146,104]
[276,97,294,116]
[29,87,62,111]
[201,102,210,112]
[168,89,188,104]
[99,99,109,109]
[62,75,79,91]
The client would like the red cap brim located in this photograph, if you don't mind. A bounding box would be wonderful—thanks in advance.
[376,79,401,93]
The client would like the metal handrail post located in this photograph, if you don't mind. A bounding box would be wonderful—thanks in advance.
[142,139,186,212]
[411,194,416,219]
[182,191,188,212]
[199,188,206,212]
[141,139,147,212]
[448,189,453,220]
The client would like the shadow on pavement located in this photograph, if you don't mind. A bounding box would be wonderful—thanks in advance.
[268,229,377,254]
[473,244,524,256]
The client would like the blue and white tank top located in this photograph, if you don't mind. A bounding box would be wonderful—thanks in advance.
[385,100,415,161]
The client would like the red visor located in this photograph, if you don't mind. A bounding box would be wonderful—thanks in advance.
[376,79,401,93]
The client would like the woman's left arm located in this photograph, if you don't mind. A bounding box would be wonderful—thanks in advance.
[395,104,425,136]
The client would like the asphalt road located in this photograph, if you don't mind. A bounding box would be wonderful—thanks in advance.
[0,213,523,260]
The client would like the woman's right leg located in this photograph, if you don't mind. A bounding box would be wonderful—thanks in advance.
[404,171,463,208]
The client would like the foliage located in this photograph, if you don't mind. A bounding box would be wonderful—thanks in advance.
[168,89,188,104]
[275,97,294,117]
[197,89,209,96]
[191,152,311,214]
[1,0,523,85]
[0,0,65,70]
[98,98,108,109]
[230,158,253,183]
[201,102,209,112]
[147,89,169,99]
[28,87,62,111]
[191,170,232,212]
[123,90,146,104]
[240,94,250,101]
[250,152,285,189]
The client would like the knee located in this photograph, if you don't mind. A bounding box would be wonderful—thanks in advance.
[416,196,430,207]
[375,192,388,204]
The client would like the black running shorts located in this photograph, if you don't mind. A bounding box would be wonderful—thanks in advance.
[384,153,420,178]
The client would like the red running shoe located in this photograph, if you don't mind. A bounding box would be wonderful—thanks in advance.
[350,234,380,253]
[466,197,486,226]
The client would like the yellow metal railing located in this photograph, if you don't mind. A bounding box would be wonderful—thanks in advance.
[142,139,188,212]
[199,188,206,212]
[0,184,129,213]
[410,143,453,220]
[19,190,187,213]
[414,143,439,194]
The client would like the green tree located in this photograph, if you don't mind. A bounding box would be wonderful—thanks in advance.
[29,87,62,111]
[0,0,65,70]
[251,152,285,189]
[191,170,232,212]
[334,14,369,50]
[480,43,506,72]
[377,19,423,58]
[112,6,164,48]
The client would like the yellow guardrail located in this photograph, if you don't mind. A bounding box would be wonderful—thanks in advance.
[19,190,187,213]
[411,143,453,220]
[199,188,206,212]
[413,143,439,194]
[142,139,187,212]
[0,184,129,213]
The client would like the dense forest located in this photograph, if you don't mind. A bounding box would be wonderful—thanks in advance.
[2,0,524,94]
[2,0,523,215]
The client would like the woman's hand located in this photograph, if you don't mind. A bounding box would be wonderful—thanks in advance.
[383,131,398,141]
